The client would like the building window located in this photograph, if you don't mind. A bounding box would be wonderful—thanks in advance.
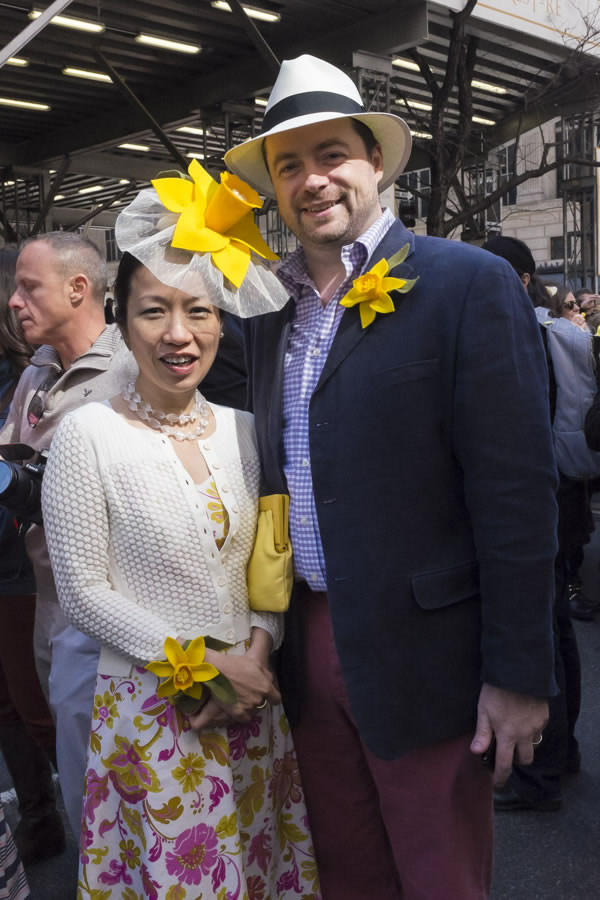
[105,228,121,263]
[397,168,431,220]
[498,143,517,206]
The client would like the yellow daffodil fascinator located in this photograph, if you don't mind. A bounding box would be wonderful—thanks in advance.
[115,159,289,317]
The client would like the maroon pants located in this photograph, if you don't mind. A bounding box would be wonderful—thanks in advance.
[291,592,494,900]
[0,593,56,750]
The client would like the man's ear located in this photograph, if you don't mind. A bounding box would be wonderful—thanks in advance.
[69,273,90,305]
[372,143,384,185]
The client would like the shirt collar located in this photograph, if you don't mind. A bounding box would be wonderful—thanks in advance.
[30,324,123,373]
[278,207,396,301]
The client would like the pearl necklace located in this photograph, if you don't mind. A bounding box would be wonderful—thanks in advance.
[123,382,210,442]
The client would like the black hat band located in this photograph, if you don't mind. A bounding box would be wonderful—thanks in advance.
[261,91,364,135]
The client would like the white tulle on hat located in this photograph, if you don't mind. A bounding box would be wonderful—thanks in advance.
[115,160,289,318]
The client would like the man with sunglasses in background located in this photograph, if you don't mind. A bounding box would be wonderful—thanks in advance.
[1,232,135,841]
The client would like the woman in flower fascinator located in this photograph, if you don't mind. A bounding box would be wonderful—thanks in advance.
[41,161,320,898]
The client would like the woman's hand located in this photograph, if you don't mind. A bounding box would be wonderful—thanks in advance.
[188,629,281,731]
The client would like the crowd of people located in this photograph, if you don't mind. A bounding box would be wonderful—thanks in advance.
[0,53,599,900]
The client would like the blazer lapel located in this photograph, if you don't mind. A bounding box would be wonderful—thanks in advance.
[263,300,294,488]
[315,219,418,393]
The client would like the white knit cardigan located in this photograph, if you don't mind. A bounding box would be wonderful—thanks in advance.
[42,400,282,676]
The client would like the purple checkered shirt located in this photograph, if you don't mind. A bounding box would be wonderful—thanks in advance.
[278,208,395,590]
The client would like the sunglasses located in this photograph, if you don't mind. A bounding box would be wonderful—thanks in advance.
[563,300,577,310]
[27,371,62,428]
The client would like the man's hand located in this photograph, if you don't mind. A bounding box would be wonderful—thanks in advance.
[470,683,549,787]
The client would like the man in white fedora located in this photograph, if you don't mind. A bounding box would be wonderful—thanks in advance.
[225,55,557,899]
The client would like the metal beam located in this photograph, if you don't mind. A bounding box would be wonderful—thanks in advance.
[93,50,189,171]
[14,152,161,182]
[0,0,76,69]
[228,0,279,76]
[29,156,71,237]
[6,2,431,168]
[65,183,133,231]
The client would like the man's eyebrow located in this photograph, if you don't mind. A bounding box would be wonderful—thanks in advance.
[271,138,351,169]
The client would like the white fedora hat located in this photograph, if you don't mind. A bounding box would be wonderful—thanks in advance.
[225,54,412,199]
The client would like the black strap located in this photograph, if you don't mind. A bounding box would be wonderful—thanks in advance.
[262,91,364,134]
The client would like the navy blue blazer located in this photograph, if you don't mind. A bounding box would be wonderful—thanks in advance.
[246,219,558,759]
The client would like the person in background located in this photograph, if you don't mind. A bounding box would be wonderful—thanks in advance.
[0,248,65,864]
[484,235,586,812]
[1,233,136,841]
[0,805,29,900]
[575,289,600,334]
[545,282,588,331]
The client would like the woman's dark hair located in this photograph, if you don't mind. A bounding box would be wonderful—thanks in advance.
[0,248,33,374]
[481,235,550,308]
[544,282,573,319]
[113,251,144,333]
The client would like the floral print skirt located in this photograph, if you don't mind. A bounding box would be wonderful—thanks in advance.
[79,663,320,900]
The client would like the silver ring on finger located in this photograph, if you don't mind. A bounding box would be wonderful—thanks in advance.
[256,699,267,710]
[532,734,543,746]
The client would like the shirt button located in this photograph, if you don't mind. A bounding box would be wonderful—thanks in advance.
[226,629,235,641]
[300,516,308,525]
[222,485,229,492]
[203,443,211,450]
[310,573,318,583]
[213,463,220,469]
[232,506,239,514]
[312,348,321,357]
[223,603,232,614]
[301,458,310,468]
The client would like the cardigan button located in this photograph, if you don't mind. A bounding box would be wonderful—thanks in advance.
[223,603,232,614]
[217,576,226,587]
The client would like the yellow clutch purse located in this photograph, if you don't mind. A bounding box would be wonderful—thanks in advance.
[247,494,293,613]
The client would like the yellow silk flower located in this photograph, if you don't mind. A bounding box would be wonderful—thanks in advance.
[145,636,220,700]
[340,245,418,328]
[152,159,278,288]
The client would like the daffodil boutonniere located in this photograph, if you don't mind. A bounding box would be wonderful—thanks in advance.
[151,159,278,289]
[145,635,236,715]
[340,243,418,328]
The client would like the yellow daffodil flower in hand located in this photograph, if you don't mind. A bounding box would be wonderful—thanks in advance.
[152,159,278,289]
[340,244,418,328]
[146,636,220,701]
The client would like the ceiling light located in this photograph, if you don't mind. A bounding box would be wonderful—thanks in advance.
[211,2,281,23]
[78,185,103,194]
[6,57,28,67]
[472,79,507,95]
[411,130,432,140]
[473,115,496,126]
[0,97,49,110]
[118,143,150,152]
[255,98,268,107]
[54,194,65,200]
[29,10,104,32]
[49,169,56,173]
[3,181,15,187]
[135,34,200,54]
[63,67,112,83]
[63,66,112,82]
[186,152,205,159]
[392,58,420,72]
[176,125,204,135]
[397,98,432,111]
[119,179,130,184]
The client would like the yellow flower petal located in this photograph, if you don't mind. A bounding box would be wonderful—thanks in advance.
[381,277,408,292]
[190,662,220,683]
[186,682,205,700]
[186,636,206,667]
[156,676,178,698]
[370,293,395,314]
[226,213,279,261]
[370,258,389,278]
[359,303,376,328]
[152,177,193,213]
[189,158,217,204]
[145,660,174,678]
[212,241,251,289]
[205,176,260,234]
[164,637,186,668]
[339,287,363,308]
